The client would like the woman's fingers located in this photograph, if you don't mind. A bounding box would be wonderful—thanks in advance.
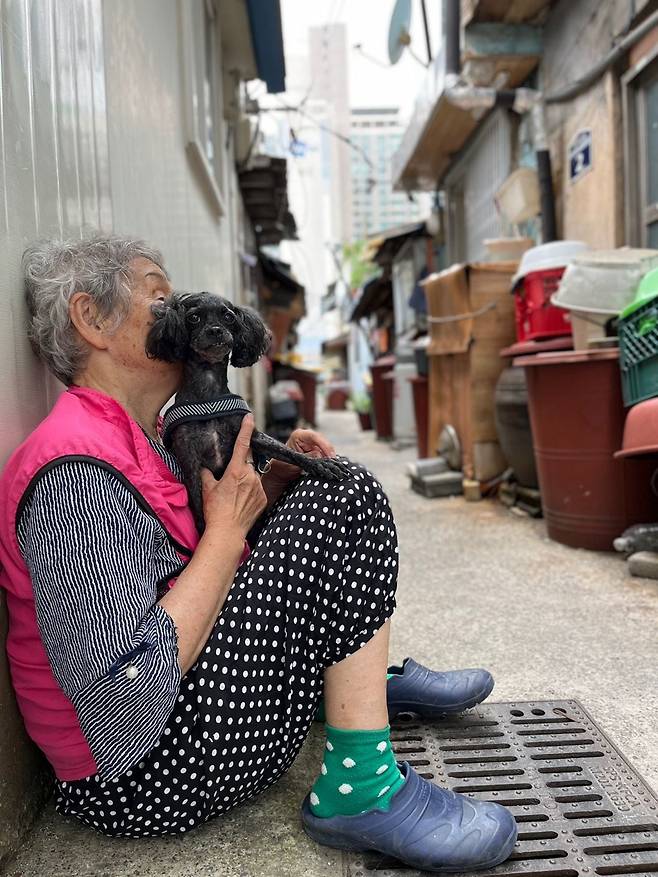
[200,467,215,487]
[287,428,336,458]
[227,414,255,470]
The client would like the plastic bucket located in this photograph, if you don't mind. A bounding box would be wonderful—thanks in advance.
[515,348,658,550]
[370,356,395,440]
[515,268,573,342]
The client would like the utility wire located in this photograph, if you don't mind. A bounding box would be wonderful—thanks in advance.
[260,96,375,173]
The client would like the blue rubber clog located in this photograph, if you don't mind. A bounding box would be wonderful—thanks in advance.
[387,658,495,720]
[301,762,518,872]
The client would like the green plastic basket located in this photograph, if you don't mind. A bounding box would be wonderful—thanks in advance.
[619,298,658,406]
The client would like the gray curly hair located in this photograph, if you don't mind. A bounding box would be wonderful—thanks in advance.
[23,234,166,385]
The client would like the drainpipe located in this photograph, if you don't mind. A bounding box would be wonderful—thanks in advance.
[441,0,558,241]
[443,0,460,80]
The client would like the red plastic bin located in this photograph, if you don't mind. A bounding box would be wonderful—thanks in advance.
[514,268,573,342]
[516,348,658,550]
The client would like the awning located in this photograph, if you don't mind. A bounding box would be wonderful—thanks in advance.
[259,252,305,309]
[368,221,429,267]
[365,221,427,258]
[245,0,286,93]
[239,157,297,246]
[259,254,303,292]
[350,273,393,322]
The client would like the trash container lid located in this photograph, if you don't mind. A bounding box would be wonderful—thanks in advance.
[554,248,658,316]
[620,267,658,320]
[513,347,619,368]
[615,397,658,457]
[500,336,573,358]
[512,240,589,286]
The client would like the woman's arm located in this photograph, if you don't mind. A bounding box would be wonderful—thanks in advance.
[158,414,266,674]
[157,523,244,674]
[21,463,185,780]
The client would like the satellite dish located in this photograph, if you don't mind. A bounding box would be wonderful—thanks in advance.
[388,0,412,65]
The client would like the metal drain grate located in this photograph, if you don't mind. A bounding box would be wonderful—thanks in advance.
[345,701,658,877]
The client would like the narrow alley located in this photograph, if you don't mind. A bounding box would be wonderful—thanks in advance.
[6,410,657,877]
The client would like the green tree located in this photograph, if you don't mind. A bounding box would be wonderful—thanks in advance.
[342,240,378,290]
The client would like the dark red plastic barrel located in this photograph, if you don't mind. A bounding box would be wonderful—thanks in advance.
[516,348,658,550]
[287,367,317,425]
[408,375,429,458]
[370,356,395,440]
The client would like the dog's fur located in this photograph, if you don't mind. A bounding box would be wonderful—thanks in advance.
[146,291,349,533]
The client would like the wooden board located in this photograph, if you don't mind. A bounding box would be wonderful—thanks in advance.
[424,265,472,356]
[401,95,479,191]
[426,261,517,479]
[462,0,553,26]
[473,441,509,481]
[461,53,540,89]
[427,353,472,474]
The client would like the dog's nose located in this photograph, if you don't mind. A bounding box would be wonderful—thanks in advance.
[207,325,222,338]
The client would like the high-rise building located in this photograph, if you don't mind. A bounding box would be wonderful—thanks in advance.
[350,107,427,241]
[308,23,353,244]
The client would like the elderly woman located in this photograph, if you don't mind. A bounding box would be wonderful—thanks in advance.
[0,236,516,872]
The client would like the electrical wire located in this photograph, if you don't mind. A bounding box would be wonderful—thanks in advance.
[262,96,375,172]
[545,8,658,104]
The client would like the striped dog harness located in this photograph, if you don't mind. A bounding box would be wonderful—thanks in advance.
[161,394,271,472]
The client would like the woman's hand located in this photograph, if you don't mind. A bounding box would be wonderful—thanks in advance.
[162,416,265,675]
[287,427,336,459]
[261,428,337,506]
[200,414,267,538]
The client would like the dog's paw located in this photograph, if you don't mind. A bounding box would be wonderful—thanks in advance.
[301,456,352,481]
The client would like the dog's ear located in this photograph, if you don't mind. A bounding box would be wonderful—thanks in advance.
[145,297,189,362]
[229,304,272,368]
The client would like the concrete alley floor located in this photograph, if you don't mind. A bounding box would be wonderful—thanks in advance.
[6,410,658,877]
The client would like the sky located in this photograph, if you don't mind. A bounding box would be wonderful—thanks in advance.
[272,1,444,368]
[279,0,443,121]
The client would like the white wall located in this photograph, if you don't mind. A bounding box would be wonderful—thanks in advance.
[0,0,261,853]
[103,0,241,297]
[0,0,253,473]
[0,0,113,462]
[0,0,114,854]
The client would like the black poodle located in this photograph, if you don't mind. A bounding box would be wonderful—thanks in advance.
[145,291,349,533]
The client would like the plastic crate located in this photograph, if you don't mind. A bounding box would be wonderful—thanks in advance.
[619,298,658,406]
[514,268,573,342]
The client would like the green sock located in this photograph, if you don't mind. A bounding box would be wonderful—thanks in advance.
[310,724,405,818]
[314,674,395,723]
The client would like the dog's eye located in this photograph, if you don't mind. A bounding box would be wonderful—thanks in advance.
[224,310,237,325]
[186,313,200,324]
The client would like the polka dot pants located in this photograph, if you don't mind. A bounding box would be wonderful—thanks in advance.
[55,460,398,837]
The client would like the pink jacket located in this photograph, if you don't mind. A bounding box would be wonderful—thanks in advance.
[0,386,202,780]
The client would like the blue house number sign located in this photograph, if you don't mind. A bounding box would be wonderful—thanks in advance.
[569,129,593,183]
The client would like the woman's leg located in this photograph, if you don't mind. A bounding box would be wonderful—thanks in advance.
[308,617,404,820]
[299,472,518,874]
[55,460,398,838]
[323,620,390,730]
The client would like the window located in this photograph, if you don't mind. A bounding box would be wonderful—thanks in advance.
[624,49,658,246]
[180,0,225,217]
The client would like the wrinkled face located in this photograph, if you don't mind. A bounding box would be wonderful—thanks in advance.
[106,257,180,377]
[181,293,240,363]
